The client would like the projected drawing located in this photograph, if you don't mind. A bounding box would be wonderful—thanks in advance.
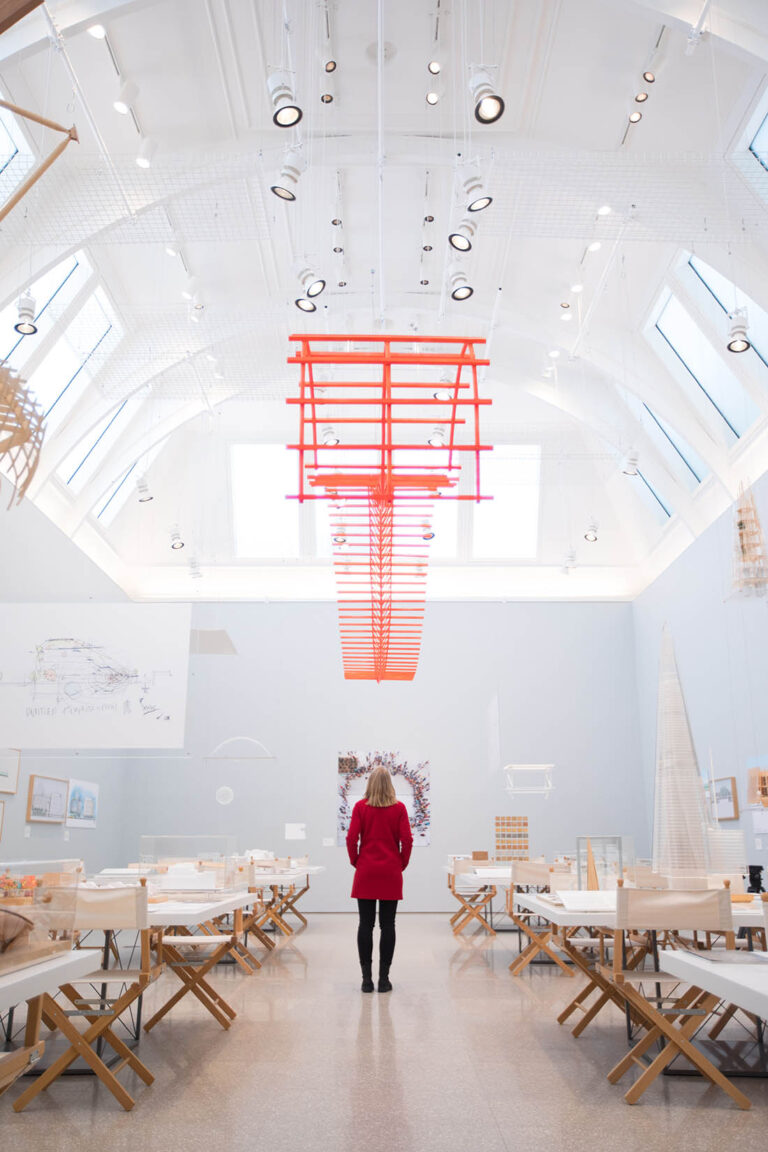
[0,604,190,749]
[337,750,431,847]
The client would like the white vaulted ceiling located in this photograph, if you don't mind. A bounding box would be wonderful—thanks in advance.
[2,0,768,599]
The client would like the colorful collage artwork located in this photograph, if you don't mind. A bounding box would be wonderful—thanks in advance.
[337,751,430,847]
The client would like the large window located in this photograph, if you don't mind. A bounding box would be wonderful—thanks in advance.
[655,294,759,439]
[231,444,300,559]
[642,402,707,488]
[57,394,143,493]
[637,470,672,522]
[27,289,120,433]
[472,445,540,559]
[0,100,33,199]
[688,254,768,373]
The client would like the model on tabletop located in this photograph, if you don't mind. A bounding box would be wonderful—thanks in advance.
[346,765,413,993]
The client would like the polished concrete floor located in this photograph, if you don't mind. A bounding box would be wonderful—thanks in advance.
[5,913,768,1151]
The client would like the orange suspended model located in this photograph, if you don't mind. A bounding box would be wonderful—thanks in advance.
[288,335,491,681]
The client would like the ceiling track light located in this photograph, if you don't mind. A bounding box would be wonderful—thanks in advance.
[270,146,306,200]
[427,426,446,447]
[324,59,337,73]
[189,559,203,580]
[322,426,340,446]
[170,529,184,550]
[426,91,439,106]
[635,91,648,103]
[14,293,37,335]
[562,549,577,574]
[628,110,642,124]
[135,136,157,168]
[469,70,505,124]
[449,268,473,300]
[448,217,476,252]
[622,451,639,477]
[113,78,138,114]
[727,309,751,354]
[295,297,317,313]
[136,475,153,502]
[584,520,598,543]
[428,61,441,75]
[422,526,435,540]
[181,276,199,301]
[268,70,303,127]
[642,71,656,84]
[87,23,107,38]
[296,264,326,298]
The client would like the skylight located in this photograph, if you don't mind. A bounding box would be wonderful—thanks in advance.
[637,470,672,522]
[655,294,759,439]
[749,111,768,174]
[57,393,143,494]
[96,439,167,525]
[26,289,120,433]
[0,99,33,196]
[688,254,768,372]
[231,444,300,559]
[642,402,706,488]
[472,445,540,559]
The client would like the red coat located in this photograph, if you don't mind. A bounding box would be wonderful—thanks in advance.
[346,799,413,901]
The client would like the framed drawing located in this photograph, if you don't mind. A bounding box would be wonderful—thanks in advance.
[713,776,739,821]
[0,749,20,794]
[66,779,99,829]
[26,774,68,823]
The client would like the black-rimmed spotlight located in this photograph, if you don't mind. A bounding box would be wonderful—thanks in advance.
[448,218,476,252]
[727,310,751,354]
[469,71,505,124]
[270,147,305,201]
[268,71,303,127]
[297,266,326,299]
[463,170,492,212]
[170,529,185,550]
[295,297,317,313]
[449,269,473,300]
[14,294,37,335]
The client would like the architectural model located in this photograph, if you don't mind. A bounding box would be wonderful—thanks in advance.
[733,484,768,596]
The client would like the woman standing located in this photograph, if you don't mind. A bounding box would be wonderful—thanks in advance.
[346,765,413,993]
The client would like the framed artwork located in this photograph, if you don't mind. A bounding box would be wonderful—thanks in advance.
[26,774,68,823]
[713,776,739,821]
[0,749,20,794]
[66,779,99,829]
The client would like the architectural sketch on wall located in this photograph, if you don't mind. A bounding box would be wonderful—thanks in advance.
[653,626,747,882]
[0,604,190,748]
[26,774,68,823]
[66,779,99,829]
[0,749,19,794]
[337,751,430,847]
[733,484,768,596]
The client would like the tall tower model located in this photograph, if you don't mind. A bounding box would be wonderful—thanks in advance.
[733,483,768,596]
[652,626,711,879]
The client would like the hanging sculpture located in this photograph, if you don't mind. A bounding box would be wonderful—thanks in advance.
[732,482,768,596]
[0,365,44,507]
[0,98,78,227]
[288,335,491,681]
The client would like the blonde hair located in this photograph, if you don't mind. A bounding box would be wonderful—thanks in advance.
[364,765,397,807]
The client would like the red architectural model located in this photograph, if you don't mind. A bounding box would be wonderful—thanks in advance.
[288,335,491,681]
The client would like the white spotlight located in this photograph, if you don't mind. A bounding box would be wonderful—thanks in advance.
[113,79,138,114]
[469,71,505,124]
[322,426,340,446]
[463,169,492,212]
[727,309,750,354]
[14,294,37,335]
[428,426,446,447]
[622,451,639,477]
[584,520,598,543]
[449,268,473,301]
[296,265,326,298]
[135,137,157,168]
[270,146,306,201]
[170,529,184,550]
[268,70,303,128]
[136,475,153,502]
[295,298,317,313]
[448,217,476,252]
[87,23,107,38]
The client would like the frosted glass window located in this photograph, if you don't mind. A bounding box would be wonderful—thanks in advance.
[749,111,768,174]
[231,444,299,559]
[655,295,759,438]
[0,254,91,369]
[688,255,768,373]
[27,290,119,433]
[57,394,143,493]
[473,445,540,559]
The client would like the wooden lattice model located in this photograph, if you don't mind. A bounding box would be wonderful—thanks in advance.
[494,815,528,861]
[0,365,44,506]
[733,483,768,596]
[747,767,768,807]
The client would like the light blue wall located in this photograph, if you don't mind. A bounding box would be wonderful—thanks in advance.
[633,472,768,879]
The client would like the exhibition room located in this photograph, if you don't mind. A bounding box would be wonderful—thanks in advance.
[4,0,768,1147]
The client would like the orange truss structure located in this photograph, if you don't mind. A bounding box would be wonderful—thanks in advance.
[287,334,491,681]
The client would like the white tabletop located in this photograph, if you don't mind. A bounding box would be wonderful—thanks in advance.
[249,866,324,886]
[663,950,768,1019]
[148,890,253,927]
[514,891,767,931]
[0,949,95,1014]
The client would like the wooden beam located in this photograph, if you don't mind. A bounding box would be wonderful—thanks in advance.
[0,1,44,38]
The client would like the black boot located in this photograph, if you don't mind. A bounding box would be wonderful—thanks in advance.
[377,967,392,993]
[360,963,374,993]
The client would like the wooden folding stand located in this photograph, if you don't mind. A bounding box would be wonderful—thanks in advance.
[144,929,238,1033]
[448,860,496,936]
[508,863,572,976]
[13,883,162,1113]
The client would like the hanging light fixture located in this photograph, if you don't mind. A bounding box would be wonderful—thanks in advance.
[426,91,439,106]
[270,146,305,201]
[268,71,302,127]
[727,309,751,354]
[449,268,473,300]
[135,137,157,168]
[428,61,441,75]
[428,426,446,447]
[322,426,340,446]
[622,451,639,477]
[136,475,153,502]
[584,519,598,543]
[463,170,492,213]
[296,265,326,298]
[469,71,505,124]
[113,79,138,114]
[14,294,37,335]
[448,217,477,252]
[295,297,317,313]
[170,529,185,550]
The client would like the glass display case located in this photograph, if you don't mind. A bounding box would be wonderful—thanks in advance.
[0,858,81,976]
[138,835,239,893]
[575,836,635,890]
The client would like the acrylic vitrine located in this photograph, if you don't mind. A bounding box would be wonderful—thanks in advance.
[138,835,239,892]
[0,858,81,976]
[575,836,634,890]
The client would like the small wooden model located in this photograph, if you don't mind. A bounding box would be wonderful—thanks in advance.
[733,483,768,596]
[0,365,45,507]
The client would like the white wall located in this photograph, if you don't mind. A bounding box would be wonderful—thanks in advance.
[633,471,768,880]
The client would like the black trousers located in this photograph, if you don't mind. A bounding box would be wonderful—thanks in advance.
[357,898,398,971]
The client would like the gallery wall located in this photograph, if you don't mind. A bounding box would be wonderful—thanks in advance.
[633,469,768,878]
